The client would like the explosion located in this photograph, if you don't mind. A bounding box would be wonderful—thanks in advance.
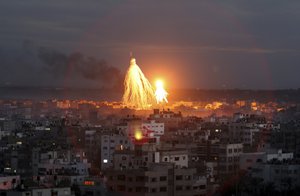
[155,80,168,104]
[123,56,169,109]
[123,57,156,109]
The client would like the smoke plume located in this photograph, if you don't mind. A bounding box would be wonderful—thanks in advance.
[38,47,123,89]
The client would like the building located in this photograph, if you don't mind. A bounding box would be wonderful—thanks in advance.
[251,159,300,191]
[0,187,73,196]
[159,149,188,168]
[0,175,20,190]
[78,177,108,196]
[117,119,165,145]
[218,143,243,180]
[0,119,16,138]
[148,109,182,131]
[113,143,159,170]
[100,132,133,170]
[240,149,294,172]
[106,162,207,196]
[37,150,90,186]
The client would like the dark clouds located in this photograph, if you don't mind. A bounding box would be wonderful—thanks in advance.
[0,0,300,89]
[38,47,122,88]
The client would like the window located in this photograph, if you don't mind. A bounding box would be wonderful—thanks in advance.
[256,159,262,163]
[219,149,226,153]
[164,157,168,162]
[176,186,183,190]
[151,177,157,182]
[175,157,180,161]
[151,188,156,192]
[185,175,191,180]
[117,175,126,181]
[160,187,167,192]
[160,176,167,181]
[176,175,183,180]
[136,176,145,182]
[199,185,206,190]
[117,185,125,191]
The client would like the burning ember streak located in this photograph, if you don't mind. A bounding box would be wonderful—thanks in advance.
[123,57,155,109]
[155,80,168,104]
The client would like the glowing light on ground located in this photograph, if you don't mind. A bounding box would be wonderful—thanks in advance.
[155,80,168,104]
[134,130,143,140]
[123,57,155,109]
[205,102,223,110]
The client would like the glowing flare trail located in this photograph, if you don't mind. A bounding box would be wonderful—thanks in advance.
[123,57,156,109]
[155,80,168,104]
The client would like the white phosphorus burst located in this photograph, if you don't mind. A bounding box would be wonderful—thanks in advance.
[155,80,168,104]
[123,58,156,109]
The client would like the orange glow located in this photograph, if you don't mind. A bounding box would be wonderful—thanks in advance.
[84,181,95,186]
[155,79,168,104]
[251,102,258,110]
[205,102,223,110]
[134,130,143,140]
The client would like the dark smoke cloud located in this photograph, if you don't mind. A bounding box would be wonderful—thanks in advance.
[0,41,123,89]
[38,47,68,75]
[38,47,123,89]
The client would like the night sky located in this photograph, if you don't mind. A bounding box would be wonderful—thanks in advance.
[0,0,300,89]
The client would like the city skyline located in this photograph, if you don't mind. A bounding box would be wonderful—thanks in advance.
[1,2,300,195]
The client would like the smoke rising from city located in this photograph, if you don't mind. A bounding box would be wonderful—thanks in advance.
[0,41,123,89]
[38,47,123,89]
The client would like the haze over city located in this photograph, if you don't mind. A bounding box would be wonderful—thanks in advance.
[1,0,300,89]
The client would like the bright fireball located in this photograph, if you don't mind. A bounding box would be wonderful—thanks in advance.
[155,80,168,104]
